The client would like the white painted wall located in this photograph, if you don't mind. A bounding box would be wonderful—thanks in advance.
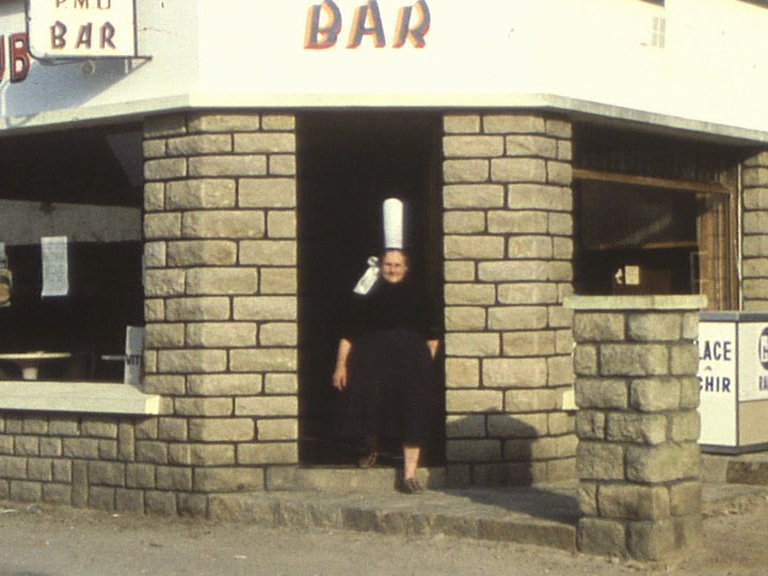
[2,0,768,139]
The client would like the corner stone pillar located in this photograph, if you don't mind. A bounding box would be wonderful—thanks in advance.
[566,295,704,561]
[742,150,768,310]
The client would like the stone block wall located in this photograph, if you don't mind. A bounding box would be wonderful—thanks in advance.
[569,296,703,561]
[742,151,768,310]
[441,112,576,486]
[142,112,299,495]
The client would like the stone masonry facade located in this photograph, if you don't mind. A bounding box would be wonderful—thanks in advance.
[141,112,300,502]
[742,151,768,311]
[0,109,578,511]
[570,296,703,561]
[441,113,577,486]
[0,112,299,515]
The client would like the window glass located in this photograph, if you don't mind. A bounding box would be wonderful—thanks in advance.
[0,125,144,382]
[573,125,739,310]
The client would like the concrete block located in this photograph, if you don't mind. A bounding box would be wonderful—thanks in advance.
[573,313,625,342]
[144,213,182,239]
[182,210,265,239]
[443,135,504,158]
[445,389,504,413]
[600,344,669,376]
[488,210,549,234]
[166,296,231,321]
[575,378,628,409]
[504,135,557,158]
[229,348,297,372]
[186,322,258,347]
[482,358,548,388]
[234,133,295,153]
[239,240,297,265]
[166,178,237,210]
[175,398,233,417]
[239,178,296,207]
[483,115,545,134]
[445,358,480,388]
[446,439,502,462]
[627,520,675,561]
[156,466,193,491]
[444,115,481,133]
[186,268,259,295]
[488,306,547,330]
[445,333,500,357]
[238,443,298,465]
[267,212,297,239]
[188,418,255,442]
[235,396,298,417]
[444,235,505,260]
[188,155,267,177]
[576,442,625,480]
[167,240,237,266]
[577,518,627,558]
[443,284,496,305]
[443,184,504,208]
[167,134,232,157]
[502,331,556,357]
[630,377,682,412]
[187,113,260,132]
[259,322,298,346]
[507,184,571,211]
[491,158,546,183]
[606,413,667,445]
[477,260,548,282]
[487,413,548,438]
[144,158,187,181]
[443,159,489,182]
[157,349,227,373]
[188,373,263,396]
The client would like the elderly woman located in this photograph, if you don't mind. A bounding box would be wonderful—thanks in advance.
[332,249,440,494]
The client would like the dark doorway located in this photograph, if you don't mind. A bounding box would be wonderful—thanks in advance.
[297,111,445,466]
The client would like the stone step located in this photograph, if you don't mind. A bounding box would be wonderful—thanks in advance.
[265,465,447,492]
[208,483,580,552]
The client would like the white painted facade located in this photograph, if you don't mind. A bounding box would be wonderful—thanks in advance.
[1,0,768,139]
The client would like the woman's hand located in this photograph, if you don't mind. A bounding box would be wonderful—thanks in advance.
[332,365,348,390]
[427,339,439,359]
[332,338,352,390]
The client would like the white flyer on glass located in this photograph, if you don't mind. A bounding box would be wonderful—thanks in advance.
[41,236,69,297]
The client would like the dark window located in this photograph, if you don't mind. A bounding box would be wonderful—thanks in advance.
[0,125,144,382]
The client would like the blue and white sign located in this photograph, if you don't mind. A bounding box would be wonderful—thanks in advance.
[737,322,768,402]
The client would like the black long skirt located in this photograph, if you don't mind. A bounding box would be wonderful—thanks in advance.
[341,328,436,446]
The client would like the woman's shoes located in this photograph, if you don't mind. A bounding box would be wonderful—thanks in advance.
[358,451,378,468]
[398,477,424,494]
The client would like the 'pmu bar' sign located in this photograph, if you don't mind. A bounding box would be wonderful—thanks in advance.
[27,0,137,58]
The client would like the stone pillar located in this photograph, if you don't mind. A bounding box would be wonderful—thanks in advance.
[442,112,576,486]
[567,295,704,561]
[142,112,298,502]
[742,151,768,310]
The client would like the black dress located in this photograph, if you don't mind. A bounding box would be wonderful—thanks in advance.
[340,278,440,446]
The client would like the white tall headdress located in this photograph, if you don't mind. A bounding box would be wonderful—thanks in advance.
[383,197,404,249]
[353,197,406,295]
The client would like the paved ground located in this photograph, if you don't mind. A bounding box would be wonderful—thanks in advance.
[2,482,768,576]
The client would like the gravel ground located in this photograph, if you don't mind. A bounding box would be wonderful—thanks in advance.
[1,495,767,576]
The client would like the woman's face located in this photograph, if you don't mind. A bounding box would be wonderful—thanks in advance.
[381,250,409,284]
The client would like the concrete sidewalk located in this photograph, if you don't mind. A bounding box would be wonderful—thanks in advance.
[207,466,768,553]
